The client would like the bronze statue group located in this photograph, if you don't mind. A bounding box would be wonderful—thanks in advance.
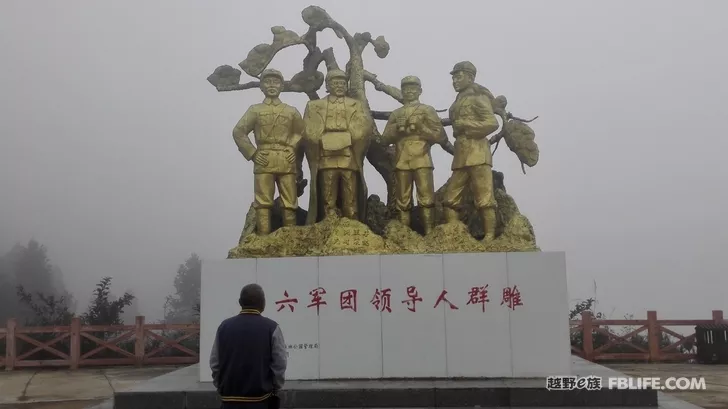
[233,61,501,242]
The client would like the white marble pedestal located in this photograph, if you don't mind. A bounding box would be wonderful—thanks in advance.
[199,252,570,381]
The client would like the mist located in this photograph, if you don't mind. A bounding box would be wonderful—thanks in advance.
[1,0,726,323]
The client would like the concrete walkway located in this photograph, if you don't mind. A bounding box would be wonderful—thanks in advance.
[0,366,180,408]
[609,363,728,409]
[1,363,727,408]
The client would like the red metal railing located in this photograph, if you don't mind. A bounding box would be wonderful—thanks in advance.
[0,316,199,370]
[570,310,725,362]
[1,310,724,369]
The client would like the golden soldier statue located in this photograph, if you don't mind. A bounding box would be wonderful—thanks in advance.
[302,69,372,224]
[232,69,304,235]
[443,61,500,241]
[381,76,447,234]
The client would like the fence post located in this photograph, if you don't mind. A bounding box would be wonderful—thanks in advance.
[712,310,724,323]
[5,319,16,371]
[647,310,660,362]
[69,317,81,370]
[134,316,145,367]
[581,311,593,361]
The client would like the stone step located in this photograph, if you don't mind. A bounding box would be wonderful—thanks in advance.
[115,384,657,408]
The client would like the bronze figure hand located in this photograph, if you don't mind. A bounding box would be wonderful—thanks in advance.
[252,151,269,166]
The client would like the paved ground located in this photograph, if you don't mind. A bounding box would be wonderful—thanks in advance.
[0,363,726,408]
[0,366,181,408]
[608,363,728,409]
[0,403,105,409]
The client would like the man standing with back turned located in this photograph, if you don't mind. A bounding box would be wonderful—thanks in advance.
[210,284,287,408]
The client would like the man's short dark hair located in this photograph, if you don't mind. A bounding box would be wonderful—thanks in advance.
[239,283,266,311]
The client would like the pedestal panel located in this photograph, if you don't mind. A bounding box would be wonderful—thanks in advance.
[380,254,447,378]
[507,252,571,377]
[443,252,512,377]
[318,255,382,379]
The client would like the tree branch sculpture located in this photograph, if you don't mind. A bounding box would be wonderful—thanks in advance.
[210,5,543,254]
[208,6,540,183]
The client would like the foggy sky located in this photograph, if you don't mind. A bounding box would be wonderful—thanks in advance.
[1,0,726,322]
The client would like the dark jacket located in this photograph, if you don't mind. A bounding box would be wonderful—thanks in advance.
[210,309,287,403]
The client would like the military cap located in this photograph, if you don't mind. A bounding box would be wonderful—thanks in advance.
[450,61,477,76]
[260,68,284,81]
[325,69,347,82]
[401,75,421,87]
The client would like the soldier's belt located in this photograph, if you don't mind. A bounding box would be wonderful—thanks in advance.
[257,144,292,151]
[402,140,427,157]
[454,132,486,140]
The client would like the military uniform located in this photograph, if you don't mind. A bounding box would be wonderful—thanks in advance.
[233,69,304,234]
[443,61,500,240]
[319,92,359,217]
[381,76,446,234]
[302,69,372,223]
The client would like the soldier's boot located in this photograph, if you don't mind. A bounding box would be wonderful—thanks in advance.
[481,207,496,242]
[282,209,297,227]
[444,206,460,223]
[399,209,411,229]
[342,206,358,221]
[256,208,271,235]
[421,207,434,235]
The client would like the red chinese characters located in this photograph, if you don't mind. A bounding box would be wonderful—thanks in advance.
[401,286,423,312]
[273,284,525,314]
[307,287,327,314]
[433,289,459,310]
[275,291,299,312]
[501,285,524,310]
[340,289,358,312]
[466,285,490,312]
[370,288,392,312]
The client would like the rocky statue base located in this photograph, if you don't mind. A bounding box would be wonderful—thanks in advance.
[229,170,538,258]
